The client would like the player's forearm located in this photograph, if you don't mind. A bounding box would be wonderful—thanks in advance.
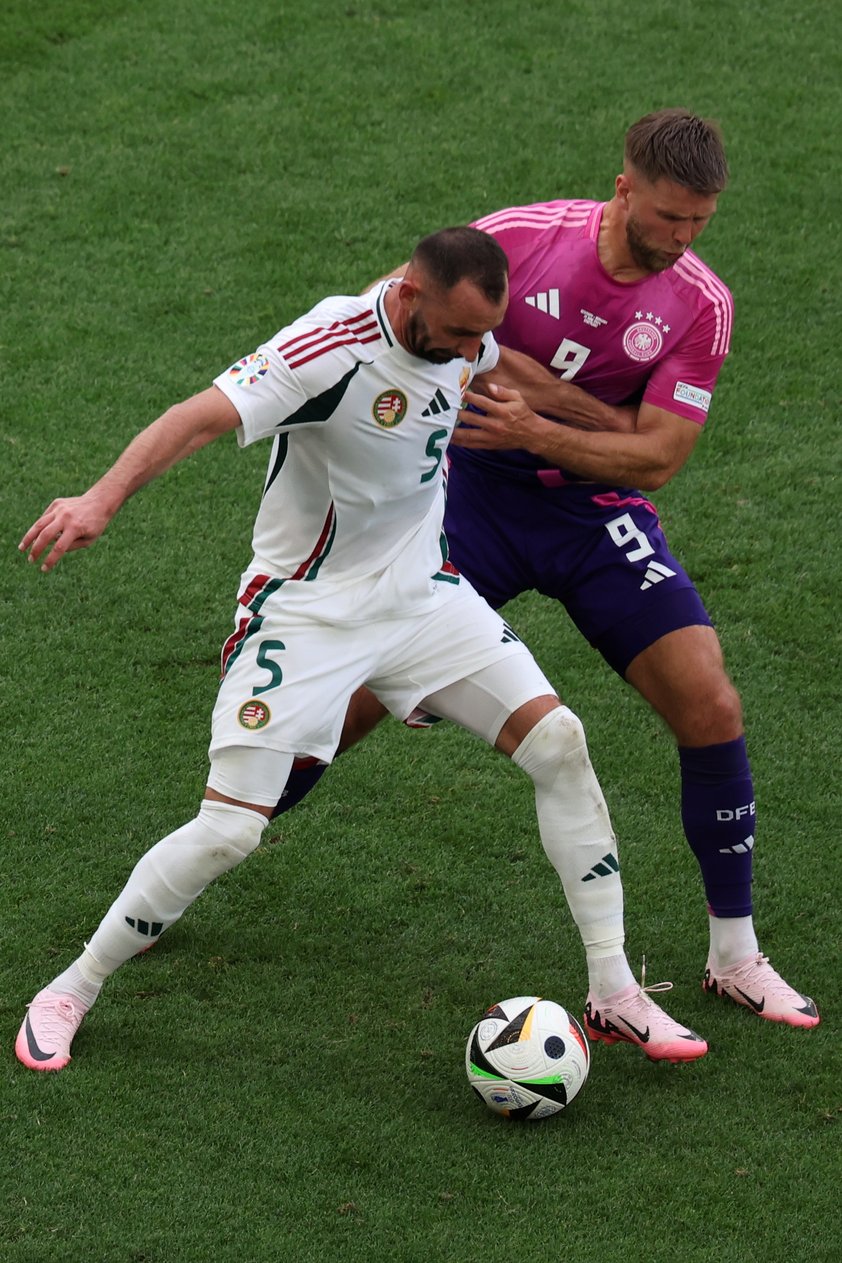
[528,381,635,432]
[520,414,673,488]
[488,348,636,433]
[91,407,210,512]
[455,387,679,490]
[92,393,237,514]
[20,389,240,571]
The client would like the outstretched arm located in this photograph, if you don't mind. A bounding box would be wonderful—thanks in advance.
[20,386,241,572]
[454,383,701,490]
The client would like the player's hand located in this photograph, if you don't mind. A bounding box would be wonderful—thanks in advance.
[473,374,638,434]
[19,492,113,572]
[454,384,543,451]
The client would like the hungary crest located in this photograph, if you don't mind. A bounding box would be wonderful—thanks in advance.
[373,389,408,428]
[238,699,271,730]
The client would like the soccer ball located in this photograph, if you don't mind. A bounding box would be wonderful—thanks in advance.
[465,995,590,1120]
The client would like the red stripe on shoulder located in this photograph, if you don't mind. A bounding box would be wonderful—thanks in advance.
[277,324,339,355]
[343,312,379,330]
[286,331,380,370]
[278,311,382,369]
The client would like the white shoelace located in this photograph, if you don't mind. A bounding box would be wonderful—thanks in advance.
[639,954,674,997]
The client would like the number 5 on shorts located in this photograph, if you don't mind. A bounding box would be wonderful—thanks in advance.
[253,640,285,696]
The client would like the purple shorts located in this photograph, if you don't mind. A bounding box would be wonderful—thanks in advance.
[444,451,712,677]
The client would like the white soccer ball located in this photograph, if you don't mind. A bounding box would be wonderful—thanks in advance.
[465,995,590,1120]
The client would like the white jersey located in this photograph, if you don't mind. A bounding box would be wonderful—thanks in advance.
[214,281,499,620]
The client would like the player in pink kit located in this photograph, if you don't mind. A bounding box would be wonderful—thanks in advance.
[277,110,819,1047]
[446,109,819,1037]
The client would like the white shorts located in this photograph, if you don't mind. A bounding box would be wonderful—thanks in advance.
[208,568,553,763]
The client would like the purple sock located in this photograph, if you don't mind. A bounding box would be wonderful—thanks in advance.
[271,757,328,819]
[678,737,755,918]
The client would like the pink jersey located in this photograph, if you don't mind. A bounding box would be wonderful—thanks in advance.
[473,200,733,461]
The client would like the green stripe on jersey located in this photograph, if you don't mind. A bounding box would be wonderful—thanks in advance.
[279,362,362,427]
[304,511,337,581]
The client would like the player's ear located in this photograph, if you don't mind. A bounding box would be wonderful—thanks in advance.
[615,171,632,205]
[396,274,419,303]
[396,273,421,311]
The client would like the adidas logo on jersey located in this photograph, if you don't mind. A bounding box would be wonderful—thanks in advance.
[640,561,677,590]
[422,389,451,417]
[525,288,561,319]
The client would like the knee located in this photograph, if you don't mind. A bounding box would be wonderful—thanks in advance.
[195,799,267,868]
[511,706,588,777]
[683,676,744,744]
[711,678,743,731]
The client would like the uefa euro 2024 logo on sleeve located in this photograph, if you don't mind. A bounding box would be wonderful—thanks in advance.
[229,353,270,387]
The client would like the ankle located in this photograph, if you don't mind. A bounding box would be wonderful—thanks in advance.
[49,958,102,1008]
[708,914,759,970]
[586,952,635,1000]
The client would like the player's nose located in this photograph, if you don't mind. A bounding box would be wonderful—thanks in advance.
[458,336,483,361]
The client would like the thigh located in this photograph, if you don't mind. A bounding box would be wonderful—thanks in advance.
[421,655,559,747]
[368,578,541,724]
[558,492,712,676]
[210,576,376,763]
[444,454,539,608]
[625,624,743,744]
[206,745,295,809]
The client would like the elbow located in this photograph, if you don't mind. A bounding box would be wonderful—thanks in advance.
[635,464,675,492]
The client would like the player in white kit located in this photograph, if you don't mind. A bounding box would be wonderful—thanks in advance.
[15,227,705,1073]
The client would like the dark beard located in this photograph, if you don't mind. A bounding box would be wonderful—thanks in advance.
[404,311,459,363]
[625,216,678,274]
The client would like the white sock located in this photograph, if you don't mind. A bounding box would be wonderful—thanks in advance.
[587,953,637,1000]
[75,800,267,982]
[511,708,634,998]
[708,914,759,969]
[46,959,101,1008]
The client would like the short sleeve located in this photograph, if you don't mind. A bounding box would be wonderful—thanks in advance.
[213,302,375,447]
[642,299,732,426]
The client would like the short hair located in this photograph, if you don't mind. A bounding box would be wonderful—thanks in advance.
[624,109,729,195]
[409,226,508,304]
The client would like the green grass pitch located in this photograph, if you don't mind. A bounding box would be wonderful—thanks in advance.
[1,2,839,1259]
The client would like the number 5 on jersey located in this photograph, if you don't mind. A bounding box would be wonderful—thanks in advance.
[420,428,449,483]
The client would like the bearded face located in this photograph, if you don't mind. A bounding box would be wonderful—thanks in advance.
[403,309,461,364]
[619,175,719,275]
[625,212,686,274]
